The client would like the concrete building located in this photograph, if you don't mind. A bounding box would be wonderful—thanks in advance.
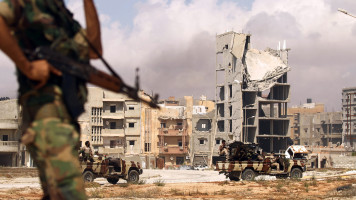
[79,87,142,157]
[296,112,342,146]
[342,87,356,148]
[157,96,193,166]
[0,99,22,166]
[190,97,215,167]
[140,93,161,169]
[0,89,212,168]
[215,31,291,153]
[288,101,325,144]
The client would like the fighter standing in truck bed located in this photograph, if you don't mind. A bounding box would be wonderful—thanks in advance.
[219,140,230,160]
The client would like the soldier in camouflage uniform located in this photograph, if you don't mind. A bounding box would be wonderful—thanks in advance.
[0,0,102,199]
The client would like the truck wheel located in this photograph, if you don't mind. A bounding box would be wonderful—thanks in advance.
[241,169,256,181]
[83,171,94,182]
[127,170,139,183]
[229,172,241,181]
[229,175,240,181]
[290,168,303,179]
[107,176,119,184]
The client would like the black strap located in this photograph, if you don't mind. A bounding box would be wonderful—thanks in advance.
[61,73,85,120]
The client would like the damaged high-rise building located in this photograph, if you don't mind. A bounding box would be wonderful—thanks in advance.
[215,31,291,153]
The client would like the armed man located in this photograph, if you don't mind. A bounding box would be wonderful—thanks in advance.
[219,140,230,160]
[0,0,102,199]
[79,141,94,162]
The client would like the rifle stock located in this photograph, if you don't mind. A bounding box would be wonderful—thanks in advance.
[31,46,160,109]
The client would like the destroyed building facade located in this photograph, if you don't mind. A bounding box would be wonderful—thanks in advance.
[342,87,356,148]
[215,31,291,153]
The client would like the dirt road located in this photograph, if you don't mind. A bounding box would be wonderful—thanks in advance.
[0,168,355,199]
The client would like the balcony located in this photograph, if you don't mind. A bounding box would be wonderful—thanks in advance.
[99,147,124,154]
[91,140,103,145]
[125,110,140,118]
[158,126,187,136]
[0,120,19,129]
[0,141,18,152]
[159,146,188,154]
[102,129,125,137]
[102,112,124,119]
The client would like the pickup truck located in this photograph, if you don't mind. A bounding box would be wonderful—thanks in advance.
[216,157,307,181]
[80,156,143,184]
[216,143,308,181]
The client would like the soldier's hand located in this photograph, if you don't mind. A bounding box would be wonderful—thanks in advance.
[24,60,62,89]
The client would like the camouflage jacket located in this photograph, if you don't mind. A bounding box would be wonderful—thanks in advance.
[0,0,89,101]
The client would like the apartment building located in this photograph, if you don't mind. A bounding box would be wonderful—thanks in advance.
[342,87,356,147]
[0,89,215,168]
[191,109,215,166]
[298,112,342,146]
[79,87,141,157]
[157,96,193,166]
[215,31,291,153]
[82,90,215,167]
[139,94,161,168]
[288,101,325,144]
[0,99,22,166]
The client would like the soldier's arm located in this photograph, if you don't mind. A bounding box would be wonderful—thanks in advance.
[0,17,61,88]
[83,0,102,59]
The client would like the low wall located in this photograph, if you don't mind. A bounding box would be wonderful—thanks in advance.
[331,155,356,169]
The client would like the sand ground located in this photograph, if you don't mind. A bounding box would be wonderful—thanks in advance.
[0,168,355,199]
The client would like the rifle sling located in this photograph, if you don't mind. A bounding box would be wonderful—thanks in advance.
[61,73,85,120]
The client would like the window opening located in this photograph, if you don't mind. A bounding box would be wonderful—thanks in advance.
[145,143,151,152]
[110,122,116,129]
[178,141,182,147]
[110,105,116,113]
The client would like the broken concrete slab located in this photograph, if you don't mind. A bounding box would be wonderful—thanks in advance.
[230,33,246,59]
[244,48,290,91]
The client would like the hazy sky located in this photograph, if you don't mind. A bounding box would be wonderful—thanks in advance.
[1,0,355,111]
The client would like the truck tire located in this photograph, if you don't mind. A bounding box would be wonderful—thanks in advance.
[107,175,119,184]
[290,168,303,179]
[127,170,139,183]
[83,171,94,182]
[241,169,256,181]
[229,172,241,181]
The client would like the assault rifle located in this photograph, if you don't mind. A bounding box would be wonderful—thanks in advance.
[27,46,160,109]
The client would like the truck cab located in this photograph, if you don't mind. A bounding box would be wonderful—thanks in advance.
[285,145,309,160]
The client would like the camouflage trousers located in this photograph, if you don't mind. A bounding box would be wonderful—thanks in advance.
[20,86,87,200]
